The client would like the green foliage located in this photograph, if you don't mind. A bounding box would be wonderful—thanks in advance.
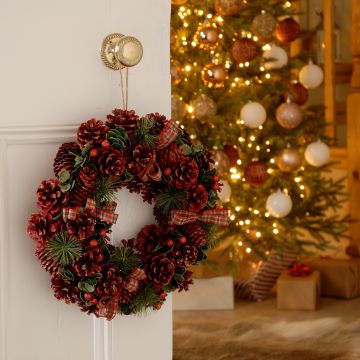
[78,275,100,293]
[58,170,75,193]
[155,189,187,214]
[94,177,118,205]
[130,285,161,313]
[108,128,130,151]
[111,245,141,275]
[73,143,90,171]
[46,232,82,265]
[58,268,75,281]
[135,118,156,147]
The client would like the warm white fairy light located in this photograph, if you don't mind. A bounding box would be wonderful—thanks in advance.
[245,62,250,67]
[250,135,256,141]
[239,63,244,68]
[246,248,252,253]
[230,167,237,173]
[254,209,260,215]
[239,220,244,226]
[185,65,191,71]
[238,137,245,142]
[238,241,243,246]
[256,145,261,151]
[245,219,251,225]
[230,215,236,221]
[270,158,275,164]
[187,106,194,113]
[237,159,242,165]
[295,177,301,183]
[273,228,279,234]
[262,44,271,51]
[235,206,241,211]
[265,73,271,79]
[265,212,270,218]
[256,231,262,238]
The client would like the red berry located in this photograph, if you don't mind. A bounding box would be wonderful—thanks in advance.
[102,139,110,147]
[160,292,167,300]
[89,148,98,157]
[98,229,107,237]
[84,293,93,301]
[96,254,104,262]
[164,168,171,176]
[90,298,98,305]
[179,236,187,244]
[213,183,220,190]
[213,175,220,182]
[166,239,174,247]
[89,239,98,248]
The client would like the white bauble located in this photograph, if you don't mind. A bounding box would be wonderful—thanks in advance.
[304,140,330,167]
[266,189,293,218]
[263,45,288,70]
[299,61,324,89]
[240,102,267,128]
[218,180,231,203]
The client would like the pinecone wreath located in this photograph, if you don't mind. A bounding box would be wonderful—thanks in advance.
[72,166,98,205]
[53,142,80,177]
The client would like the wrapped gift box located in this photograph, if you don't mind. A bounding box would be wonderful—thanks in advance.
[277,270,321,310]
[308,258,360,299]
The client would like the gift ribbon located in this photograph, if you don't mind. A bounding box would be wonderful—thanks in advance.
[97,296,119,321]
[288,263,314,277]
[62,198,118,224]
[156,120,178,150]
[124,268,146,293]
[169,209,230,226]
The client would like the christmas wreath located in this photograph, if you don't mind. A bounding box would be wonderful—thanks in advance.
[27,109,229,319]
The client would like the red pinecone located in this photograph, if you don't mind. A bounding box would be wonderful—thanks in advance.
[66,208,96,241]
[146,255,175,286]
[106,109,139,138]
[28,212,60,246]
[170,244,198,267]
[98,148,125,178]
[94,265,123,298]
[181,222,207,247]
[157,143,184,170]
[37,179,68,215]
[178,270,194,292]
[77,119,107,147]
[53,142,80,177]
[51,273,80,304]
[196,148,215,171]
[71,166,98,205]
[128,145,155,181]
[188,184,208,213]
[145,113,168,135]
[135,224,166,257]
[35,247,60,274]
[71,245,104,278]
[173,158,199,190]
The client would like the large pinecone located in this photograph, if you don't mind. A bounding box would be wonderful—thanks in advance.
[94,265,123,298]
[36,247,60,274]
[173,158,199,190]
[188,184,209,213]
[98,148,125,178]
[178,270,193,292]
[53,142,80,177]
[51,273,80,304]
[71,166,98,205]
[106,109,139,138]
[77,119,107,147]
[146,255,175,286]
[181,222,207,247]
[170,244,198,267]
[128,144,155,181]
[71,245,104,277]
[37,179,68,215]
[146,113,168,135]
[157,143,184,170]
[135,224,166,258]
[66,208,96,241]
[28,212,60,246]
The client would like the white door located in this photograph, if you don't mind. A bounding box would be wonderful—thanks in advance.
[0,1,172,359]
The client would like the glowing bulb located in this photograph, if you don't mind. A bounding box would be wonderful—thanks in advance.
[230,215,236,221]
[230,167,237,173]
[265,73,271,79]
[245,219,251,225]
[255,231,262,238]
[239,221,244,226]
[250,135,256,141]
[238,241,243,246]
[235,206,241,211]
[187,106,194,113]
[295,177,301,183]
[262,44,271,51]
[254,209,259,215]
[237,159,242,165]
[273,228,279,234]
[185,65,191,71]
[246,248,252,254]
[270,158,275,164]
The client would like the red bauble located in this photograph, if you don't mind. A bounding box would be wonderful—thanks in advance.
[244,161,269,186]
[223,145,239,166]
[275,18,301,44]
[179,236,187,245]
[214,0,240,16]
[231,38,259,63]
[289,82,309,106]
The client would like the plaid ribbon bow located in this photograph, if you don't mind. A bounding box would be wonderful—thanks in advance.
[169,209,230,226]
[124,268,146,292]
[63,198,118,225]
[96,296,119,321]
[156,120,179,150]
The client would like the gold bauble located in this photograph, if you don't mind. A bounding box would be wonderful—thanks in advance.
[171,95,186,119]
[170,59,182,85]
[201,63,228,88]
[276,101,303,129]
[277,147,303,172]
[213,150,230,176]
[197,24,219,49]
[192,94,217,119]
[214,0,241,16]
[171,0,187,5]
[252,12,276,38]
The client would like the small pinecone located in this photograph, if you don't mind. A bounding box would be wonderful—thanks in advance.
[178,270,193,292]
[128,144,155,180]
[53,142,80,177]
[146,113,168,135]
[181,222,207,247]
[98,148,125,178]
[146,255,175,286]
[118,288,137,305]
[94,265,123,298]
[37,179,68,215]
[157,143,184,169]
[71,245,104,277]
[35,247,60,275]
[170,244,198,267]
[66,208,96,241]
[28,212,60,246]
[135,225,166,257]
[51,273,80,304]
[71,166,98,205]
[106,109,139,138]
[196,148,215,171]
[77,119,107,147]
[153,206,173,230]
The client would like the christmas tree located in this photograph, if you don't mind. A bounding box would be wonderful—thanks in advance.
[171,0,348,264]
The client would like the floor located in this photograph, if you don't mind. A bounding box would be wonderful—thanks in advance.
[173,297,360,360]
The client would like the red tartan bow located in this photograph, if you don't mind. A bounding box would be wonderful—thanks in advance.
[288,263,314,277]
[96,296,119,321]
[156,120,179,150]
[62,198,118,225]
[124,268,146,292]
[169,209,230,226]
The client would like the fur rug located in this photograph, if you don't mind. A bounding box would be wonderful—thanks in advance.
[174,302,360,360]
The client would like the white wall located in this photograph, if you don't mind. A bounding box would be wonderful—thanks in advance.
[0,1,172,359]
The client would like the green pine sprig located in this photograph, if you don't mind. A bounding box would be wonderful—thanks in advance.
[108,128,130,151]
[110,245,141,275]
[73,143,90,171]
[155,189,187,214]
[94,177,119,205]
[135,118,156,147]
[46,232,82,266]
[130,285,161,314]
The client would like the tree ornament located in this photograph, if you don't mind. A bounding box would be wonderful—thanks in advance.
[240,102,267,128]
[231,38,259,63]
[263,45,288,70]
[28,108,229,319]
[277,147,303,172]
[192,94,217,119]
[214,0,240,16]
[284,82,309,106]
[196,23,219,49]
[276,100,303,129]
[213,150,230,175]
[170,27,177,49]
[171,95,186,119]
[244,161,269,187]
[299,61,324,89]
[304,140,330,167]
[252,12,276,38]
[266,189,293,218]
[201,63,228,88]
[275,18,301,43]
[218,180,231,203]
[223,145,238,166]
[170,59,182,85]
[171,0,187,5]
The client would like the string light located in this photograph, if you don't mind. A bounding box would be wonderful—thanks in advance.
[246,248,252,254]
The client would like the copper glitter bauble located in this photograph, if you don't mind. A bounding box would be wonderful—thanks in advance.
[192,94,217,119]
[171,95,186,119]
[214,150,230,176]
[252,12,276,38]
[276,101,303,129]
[277,147,303,172]
[231,38,259,63]
[170,59,182,85]
[214,0,241,16]
[275,18,301,44]
[197,24,219,49]
[244,161,269,187]
[223,145,238,166]
[171,0,187,5]
[283,82,309,106]
[202,63,228,88]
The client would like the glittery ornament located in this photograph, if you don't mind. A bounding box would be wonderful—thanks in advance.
[231,38,259,63]
[214,150,230,176]
[202,63,228,88]
[263,45,288,70]
[284,82,309,106]
[299,61,324,89]
[266,189,292,218]
[193,94,217,119]
[171,0,187,5]
[170,59,182,85]
[277,147,303,172]
[171,95,186,119]
[240,102,267,128]
[252,12,276,38]
[214,0,241,16]
[276,101,303,129]
[217,180,231,203]
[244,161,269,187]
[275,18,301,43]
[304,140,330,167]
[223,145,238,166]
[197,24,219,49]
